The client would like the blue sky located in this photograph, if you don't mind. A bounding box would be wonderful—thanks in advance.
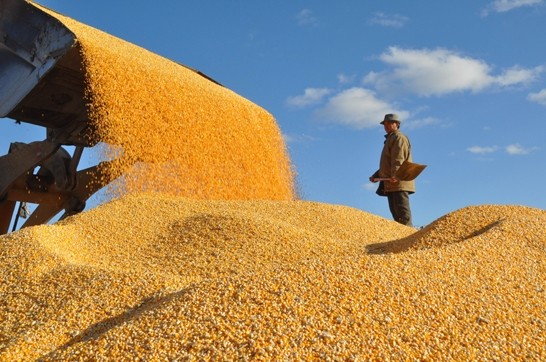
[2,0,546,227]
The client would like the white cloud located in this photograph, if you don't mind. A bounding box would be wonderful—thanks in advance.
[495,65,544,86]
[369,12,409,28]
[528,88,546,105]
[483,0,543,15]
[364,47,542,96]
[366,47,493,96]
[467,144,538,155]
[315,87,408,129]
[283,133,318,144]
[286,88,332,108]
[404,117,442,130]
[337,73,356,84]
[467,146,499,154]
[363,71,381,85]
[505,143,539,155]
[296,9,318,26]
[286,46,543,130]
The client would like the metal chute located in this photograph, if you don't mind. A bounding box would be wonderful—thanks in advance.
[1,0,225,234]
[0,0,110,233]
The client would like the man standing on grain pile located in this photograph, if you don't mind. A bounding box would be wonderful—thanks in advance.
[370,113,415,227]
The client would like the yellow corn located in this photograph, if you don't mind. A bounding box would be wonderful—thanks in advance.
[37,3,295,202]
[1,194,545,360]
[1,4,544,361]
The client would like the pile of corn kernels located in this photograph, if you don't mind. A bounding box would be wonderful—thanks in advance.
[0,193,544,360]
[1,3,543,361]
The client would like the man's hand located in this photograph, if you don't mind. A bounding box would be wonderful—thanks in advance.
[370,176,398,183]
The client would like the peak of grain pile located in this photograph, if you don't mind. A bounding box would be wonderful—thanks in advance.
[35,2,295,201]
[1,193,545,360]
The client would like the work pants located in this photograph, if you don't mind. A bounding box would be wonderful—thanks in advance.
[387,191,413,227]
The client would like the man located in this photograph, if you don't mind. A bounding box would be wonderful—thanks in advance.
[370,113,415,226]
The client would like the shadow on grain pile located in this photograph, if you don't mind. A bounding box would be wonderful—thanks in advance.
[368,204,546,254]
[367,210,504,255]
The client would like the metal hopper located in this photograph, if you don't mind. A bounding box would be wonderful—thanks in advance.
[0,0,174,233]
[1,0,230,234]
[0,0,100,234]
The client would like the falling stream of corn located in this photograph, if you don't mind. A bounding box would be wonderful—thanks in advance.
[44,3,295,202]
[0,3,544,361]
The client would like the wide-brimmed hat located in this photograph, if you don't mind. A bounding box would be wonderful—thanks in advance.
[380,113,401,124]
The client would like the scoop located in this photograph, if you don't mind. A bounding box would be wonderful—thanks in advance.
[374,160,427,181]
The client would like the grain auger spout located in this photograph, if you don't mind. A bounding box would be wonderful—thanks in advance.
[0,0,123,233]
